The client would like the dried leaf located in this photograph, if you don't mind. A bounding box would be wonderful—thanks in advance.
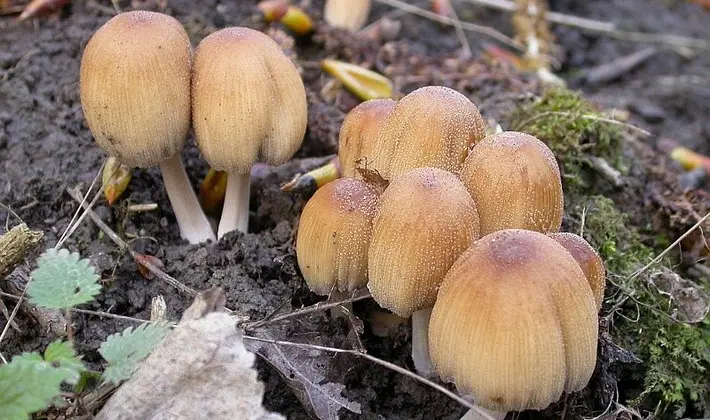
[320,59,393,101]
[102,156,132,206]
[245,330,361,420]
[134,254,165,280]
[199,168,228,212]
[95,290,282,420]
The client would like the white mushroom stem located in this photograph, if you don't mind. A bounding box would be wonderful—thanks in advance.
[218,171,251,239]
[461,406,507,420]
[411,307,434,377]
[159,154,216,244]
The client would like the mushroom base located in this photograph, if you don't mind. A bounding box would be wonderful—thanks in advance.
[461,406,507,420]
[218,171,251,239]
[411,307,434,377]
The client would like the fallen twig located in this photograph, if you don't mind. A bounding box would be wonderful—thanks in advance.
[242,335,499,419]
[585,155,624,188]
[582,47,658,85]
[0,223,44,280]
[514,111,651,137]
[0,282,28,362]
[243,289,372,330]
[373,0,522,50]
[3,272,67,337]
[65,186,199,298]
[461,0,710,50]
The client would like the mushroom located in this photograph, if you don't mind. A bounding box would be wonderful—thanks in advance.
[338,99,396,179]
[371,86,486,180]
[368,167,480,376]
[80,11,215,244]
[459,131,563,236]
[549,232,606,311]
[192,27,308,239]
[296,177,378,301]
[429,229,598,420]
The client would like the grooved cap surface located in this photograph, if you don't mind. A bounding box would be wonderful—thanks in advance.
[371,86,486,180]
[80,11,192,168]
[192,27,307,173]
[549,232,606,310]
[296,178,378,295]
[338,99,396,179]
[459,131,564,236]
[429,229,598,412]
[367,167,480,317]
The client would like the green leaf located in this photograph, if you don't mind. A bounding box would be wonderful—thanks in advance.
[0,351,77,420]
[43,341,85,385]
[99,321,173,385]
[28,248,101,310]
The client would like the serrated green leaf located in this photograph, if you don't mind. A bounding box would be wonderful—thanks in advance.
[43,341,85,385]
[0,356,73,420]
[99,321,172,385]
[28,248,101,310]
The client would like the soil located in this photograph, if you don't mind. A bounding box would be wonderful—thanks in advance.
[1,0,709,419]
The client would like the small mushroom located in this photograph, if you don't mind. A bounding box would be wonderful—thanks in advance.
[192,27,307,239]
[459,131,563,236]
[549,232,606,311]
[338,99,396,179]
[296,178,378,298]
[80,11,215,244]
[368,167,480,376]
[429,229,598,419]
[372,86,486,180]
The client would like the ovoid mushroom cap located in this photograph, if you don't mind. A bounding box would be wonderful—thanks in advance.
[429,229,598,412]
[338,99,396,179]
[367,167,480,317]
[459,131,564,236]
[80,11,192,168]
[191,27,308,174]
[549,232,606,311]
[296,178,379,295]
[370,86,486,180]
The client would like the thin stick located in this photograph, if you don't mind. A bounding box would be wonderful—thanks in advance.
[373,0,522,50]
[514,111,651,136]
[460,0,710,50]
[448,3,473,59]
[0,283,28,356]
[65,187,199,298]
[244,290,372,330]
[56,163,104,248]
[242,335,499,419]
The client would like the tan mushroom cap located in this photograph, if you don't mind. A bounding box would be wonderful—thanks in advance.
[459,131,564,236]
[429,229,598,412]
[371,86,486,180]
[367,167,480,317]
[191,27,308,174]
[79,11,192,168]
[296,178,378,295]
[338,99,396,179]
[549,232,606,311]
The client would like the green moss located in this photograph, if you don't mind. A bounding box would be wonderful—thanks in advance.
[507,88,710,416]
[509,87,624,196]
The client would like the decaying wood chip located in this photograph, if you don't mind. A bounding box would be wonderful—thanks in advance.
[95,288,282,420]
[0,223,43,280]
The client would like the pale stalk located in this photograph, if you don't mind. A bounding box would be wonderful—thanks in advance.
[329,288,353,319]
[461,406,507,420]
[159,154,216,244]
[411,307,434,377]
[218,171,251,239]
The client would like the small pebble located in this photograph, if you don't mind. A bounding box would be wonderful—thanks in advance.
[630,100,666,123]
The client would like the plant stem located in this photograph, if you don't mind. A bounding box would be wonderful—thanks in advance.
[218,171,251,239]
[411,307,434,377]
[159,154,216,244]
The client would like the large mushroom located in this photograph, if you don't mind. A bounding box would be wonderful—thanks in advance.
[429,229,599,419]
[368,167,480,376]
[80,11,215,244]
[338,99,395,179]
[459,131,564,236]
[192,27,308,239]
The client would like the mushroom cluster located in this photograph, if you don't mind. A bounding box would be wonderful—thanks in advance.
[296,86,606,418]
[80,12,307,244]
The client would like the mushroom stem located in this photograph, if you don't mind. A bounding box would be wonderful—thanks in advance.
[218,171,251,239]
[159,154,216,244]
[328,288,353,319]
[411,307,434,377]
[461,406,507,420]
